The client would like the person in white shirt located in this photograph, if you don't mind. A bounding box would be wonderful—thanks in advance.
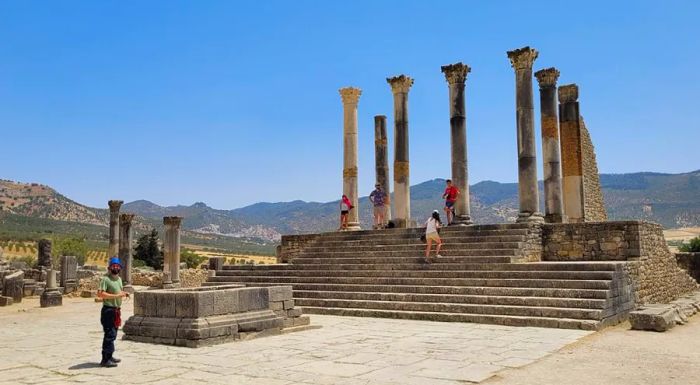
[424,210,443,262]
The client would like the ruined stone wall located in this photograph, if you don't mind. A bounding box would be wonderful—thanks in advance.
[516,224,543,262]
[543,221,698,305]
[579,117,607,222]
[278,234,322,263]
[675,252,700,283]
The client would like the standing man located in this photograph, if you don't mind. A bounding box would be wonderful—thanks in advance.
[97,257,129,368]
[442,179,460,225]
[369,184,387,229]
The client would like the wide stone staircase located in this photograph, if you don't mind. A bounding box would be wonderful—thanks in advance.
[205,224,633,330]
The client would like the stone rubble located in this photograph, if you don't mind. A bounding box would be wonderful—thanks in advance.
[629,291,700,332]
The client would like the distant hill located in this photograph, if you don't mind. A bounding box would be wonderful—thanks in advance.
[1,170,699,246]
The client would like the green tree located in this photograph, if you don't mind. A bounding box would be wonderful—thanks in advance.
[134,229,163,270]
[181,249,207,269]
[679,236,700,252]
[53,236,89,266]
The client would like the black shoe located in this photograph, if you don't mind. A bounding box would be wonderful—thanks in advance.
[110,357,121,363]
[100,360,118,368]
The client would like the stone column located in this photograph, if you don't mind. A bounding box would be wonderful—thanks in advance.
[535,67,565,223]
[108,200,123,258]
[441,62,473,225]
[374,115,391,222]
[40,269,62,308]
[558,84,585,222]
[339,87,362,230]
[507,46,544,223]
[37,239,52,269]
[119,213,135,292]
[163,216,182,288]
[387,75,414,228]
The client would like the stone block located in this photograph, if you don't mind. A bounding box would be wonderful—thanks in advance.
[238,317,283,332]
[269,301,284,311]
[175,292,198,318]
[177,318,210,340]
[629,306,679,332]
[80,290,96,298]
[268,286,293,302]
[156,291,177,318]
[0,296,13,306]
[141,292,158,316]
[287,308,302,318]
[196,291,215,317]
[2,271,24,303]
[213,289,239,315]
[293,316,310,326]
[238,287,269,312]
[40,290,62,307]
[283,299,295,309]
[208,257,225,272]
[204,315,239,338]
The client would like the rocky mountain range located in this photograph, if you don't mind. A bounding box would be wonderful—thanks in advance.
[1,170,699,244]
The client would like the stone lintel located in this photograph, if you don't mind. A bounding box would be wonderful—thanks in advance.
[534,67,560,88]
[339,87,362,105]
[441,62,471,85]
[558,84,579,103]
[507,46,539,70]
[386,75,414,94]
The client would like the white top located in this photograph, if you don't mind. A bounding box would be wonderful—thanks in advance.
[425,218,440,235]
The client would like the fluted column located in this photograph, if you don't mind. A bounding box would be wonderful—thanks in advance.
[507,47,544,223]
[163,216,182,287]
[441,62,472,225]
[108,200,123,258]
[535,68,565,223]
[558,84,585,223]
[339,87,362,231]
[374,115,391,222]
[387,75,414,228]
[118,213,135,291]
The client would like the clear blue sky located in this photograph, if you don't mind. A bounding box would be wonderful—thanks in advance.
[1,1,698,209]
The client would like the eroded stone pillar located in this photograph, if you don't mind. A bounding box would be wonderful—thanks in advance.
[441,62,472,225]
[163,216,182,288]
[374,115,391,222]
[119,213,135,292]
[40,269,62,308]
[108,200,123,258]
[37,239,52,269]
[339,87,362,230]
[387,75,414,228]
[535,67,565,223]
[558,84,585,222]
[507,47,544,223]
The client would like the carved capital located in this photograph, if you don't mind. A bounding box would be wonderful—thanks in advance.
[386,75,414,94]
[394,161,410,179]
[507,46,538,70]
[119,213,135,225]
[534,67,560,88]
[339,87,362,105]
[441,62,471,85]
[343,167,358,178]
[558,84,579,103]
[163,216,183,227]
[108,200,123,211]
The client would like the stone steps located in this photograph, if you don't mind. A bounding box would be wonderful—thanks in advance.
[203,282,611,299]
[314,235,527,246]
[293,290,607,309]
[295,249,520,258]
[303,241,523,252]
[299,307,600,330]
[294,298,603,320]
[318,228,530,241]
[290,256,515,264]
[221,262,623,272]
[215,269,615,280]
[207,275,611,289]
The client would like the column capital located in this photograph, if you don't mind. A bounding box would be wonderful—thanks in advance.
[440,62,471,85]
[507,46,539,70]
[386,75,414,94]
[108,200,123,210]
[339,87,362,105]
[558,84,579,103]
[163,216,183,227]
[534,67,560,88]
[119,213,135,224]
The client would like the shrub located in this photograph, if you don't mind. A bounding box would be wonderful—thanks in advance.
[181,249,207,269]
[679,237,700,252]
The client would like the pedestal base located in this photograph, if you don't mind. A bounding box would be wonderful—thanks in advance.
[40,290,62,308]
[516,212,545,223]
[452,215,474,226]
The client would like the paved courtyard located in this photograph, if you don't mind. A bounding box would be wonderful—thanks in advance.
[0,297,589,384]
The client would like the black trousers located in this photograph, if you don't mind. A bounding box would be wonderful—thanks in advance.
[100,306,117,362]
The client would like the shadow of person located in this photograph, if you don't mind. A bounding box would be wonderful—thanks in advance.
[68,362,102,370]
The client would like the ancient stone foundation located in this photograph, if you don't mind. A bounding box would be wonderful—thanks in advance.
[123,285,311,347]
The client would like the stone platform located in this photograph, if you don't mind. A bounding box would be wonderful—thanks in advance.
[207,221,698,330]
[123,284,311,347]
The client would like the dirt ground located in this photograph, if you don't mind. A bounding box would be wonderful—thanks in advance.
[484,317,700,385]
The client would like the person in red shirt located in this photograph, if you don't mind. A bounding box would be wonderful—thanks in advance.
[442,179,459,225]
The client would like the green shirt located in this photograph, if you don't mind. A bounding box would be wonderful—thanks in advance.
[98,274,123,308]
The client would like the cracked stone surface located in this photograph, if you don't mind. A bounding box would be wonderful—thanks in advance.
[0,297,589,384]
